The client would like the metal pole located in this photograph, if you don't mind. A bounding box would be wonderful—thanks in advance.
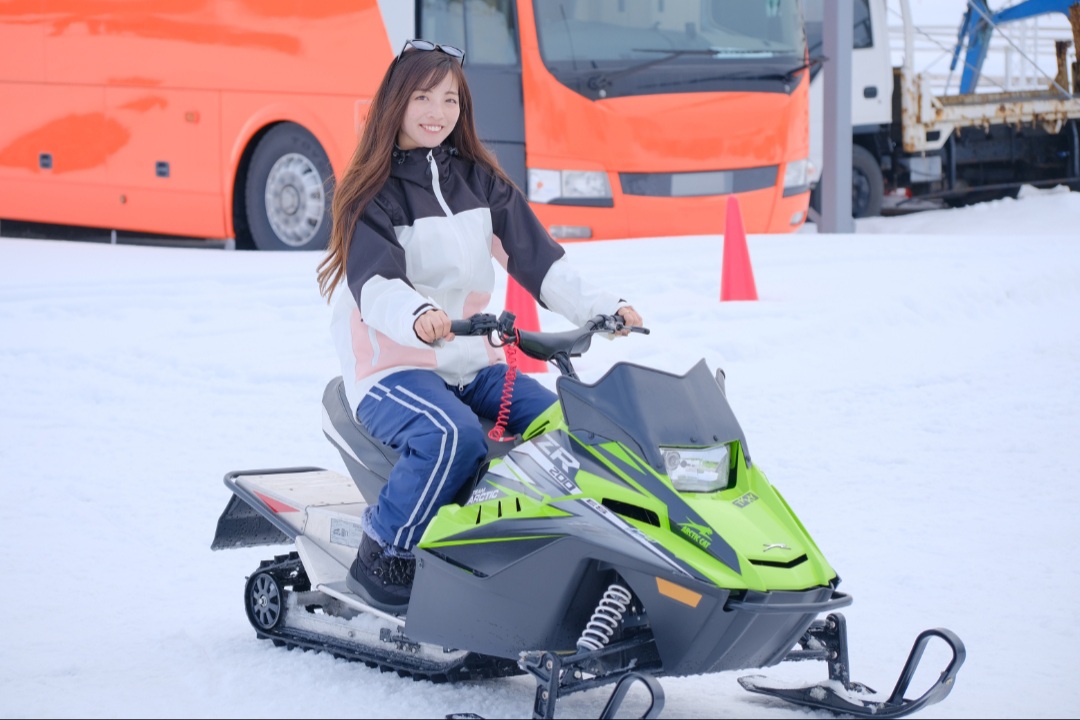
[820,0,855,233]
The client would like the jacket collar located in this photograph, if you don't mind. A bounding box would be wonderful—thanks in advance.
[389,143,457,183]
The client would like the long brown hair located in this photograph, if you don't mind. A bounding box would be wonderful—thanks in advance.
[316,48,513,300]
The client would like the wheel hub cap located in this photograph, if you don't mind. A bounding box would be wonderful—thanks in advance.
[265,152,325,248]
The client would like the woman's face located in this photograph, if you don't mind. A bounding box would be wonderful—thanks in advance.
[397,71,461,151]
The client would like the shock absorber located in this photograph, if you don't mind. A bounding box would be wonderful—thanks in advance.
[576,583,633,652]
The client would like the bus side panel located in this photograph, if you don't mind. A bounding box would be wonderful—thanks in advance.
[214,0,390,96]
[0,83,106,181]
[41,1,226,88]
[106,88,222,195]
[72,184,228,238]
[100,87,225,237]
[0,82,111,226]
[0,0,44,82]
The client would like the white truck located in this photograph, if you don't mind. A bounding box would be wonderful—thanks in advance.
[805,0,1080,217]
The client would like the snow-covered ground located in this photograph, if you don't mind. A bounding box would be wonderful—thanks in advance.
[2,184,1079,718]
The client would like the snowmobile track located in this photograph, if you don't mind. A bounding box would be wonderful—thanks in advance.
[245,553,522,684]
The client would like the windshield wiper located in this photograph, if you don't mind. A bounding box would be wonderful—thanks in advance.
[586,47,803,91]
[637,63,817,90]
[586,48,722,91]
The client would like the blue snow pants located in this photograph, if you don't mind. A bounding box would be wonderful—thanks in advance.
[356,364,557,550]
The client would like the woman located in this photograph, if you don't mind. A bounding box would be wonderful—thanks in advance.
[316,40,642,613]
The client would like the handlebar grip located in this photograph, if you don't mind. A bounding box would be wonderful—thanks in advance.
[449,319,474,335]
[450,313,501,336]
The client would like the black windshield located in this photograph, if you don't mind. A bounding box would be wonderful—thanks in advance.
[557,359,751,473]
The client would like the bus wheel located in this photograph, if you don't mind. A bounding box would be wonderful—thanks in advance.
[244,123,333,251]
[851,145,883,218]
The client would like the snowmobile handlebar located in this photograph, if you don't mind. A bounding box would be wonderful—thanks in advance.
[450,311,649,379]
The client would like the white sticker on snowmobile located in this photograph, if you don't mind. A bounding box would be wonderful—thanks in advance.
[466,487,502,504]
[518,436,580,494]
[330,517,364,547]
[485,459,537,490]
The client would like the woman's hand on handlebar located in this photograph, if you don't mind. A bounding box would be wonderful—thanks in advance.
[615,305,643,336]
[414,308,454,344]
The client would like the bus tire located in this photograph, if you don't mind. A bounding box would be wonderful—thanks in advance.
[243,123,333,251]
[851,144,883,218]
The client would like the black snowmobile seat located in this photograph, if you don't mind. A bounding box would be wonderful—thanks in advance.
[321,376,517,507]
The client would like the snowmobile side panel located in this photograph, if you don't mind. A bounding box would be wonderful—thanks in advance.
[405,536,619,658]
[294,501,367,578]
[408,526,844,678]
[425,497,699,583]
[419,534,562,577]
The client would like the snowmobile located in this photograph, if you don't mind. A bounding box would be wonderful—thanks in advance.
[211,311,966,719]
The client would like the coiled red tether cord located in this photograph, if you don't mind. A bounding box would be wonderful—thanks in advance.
[488,335,520,442]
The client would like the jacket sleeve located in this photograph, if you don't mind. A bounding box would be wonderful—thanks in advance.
[486,171,627,327]
[486,171,565,302]
[345,198,438,348]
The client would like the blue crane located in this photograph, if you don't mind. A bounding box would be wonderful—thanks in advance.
[951,0,1078,93]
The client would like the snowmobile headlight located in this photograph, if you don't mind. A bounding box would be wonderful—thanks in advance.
[661,444,731,493]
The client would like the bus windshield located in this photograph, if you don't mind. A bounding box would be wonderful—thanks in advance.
[534,0,808,99]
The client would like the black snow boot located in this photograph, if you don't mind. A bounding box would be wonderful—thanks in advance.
[346,532,414,613]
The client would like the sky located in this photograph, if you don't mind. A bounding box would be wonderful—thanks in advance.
[1,184,1078,719]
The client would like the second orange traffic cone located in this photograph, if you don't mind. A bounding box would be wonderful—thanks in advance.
[720,195,758,302]
[505,276,547,373]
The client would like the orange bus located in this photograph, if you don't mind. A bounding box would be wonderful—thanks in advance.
[0,1,811,250]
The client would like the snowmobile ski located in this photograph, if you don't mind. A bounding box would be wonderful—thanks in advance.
[738,613,966,718]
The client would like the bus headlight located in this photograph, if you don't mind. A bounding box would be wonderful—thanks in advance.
[661,444,731,493]
[783,158,811,196]
[528,169,612,203]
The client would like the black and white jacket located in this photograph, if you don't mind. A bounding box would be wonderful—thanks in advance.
[330,144,626,412]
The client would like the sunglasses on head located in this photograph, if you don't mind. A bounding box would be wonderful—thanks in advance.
[396,39,466,67]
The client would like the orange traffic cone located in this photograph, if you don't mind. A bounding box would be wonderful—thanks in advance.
[505,276,547,373]
[720,195,758,302]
